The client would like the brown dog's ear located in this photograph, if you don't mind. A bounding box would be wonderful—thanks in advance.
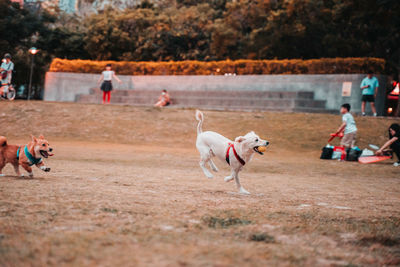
[235,136,246,143]
[31,135,37,143]
[39,135,44,139]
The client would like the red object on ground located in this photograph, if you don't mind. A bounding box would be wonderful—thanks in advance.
[358,156,391,164]
[333,146,346,161]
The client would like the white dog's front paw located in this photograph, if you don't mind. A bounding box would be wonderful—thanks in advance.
[224,176,233,182]
[201,168,214,179]
[206,173,214,179]
[239,187,250,195]
[209,163,219,172]
[28,172,34,178]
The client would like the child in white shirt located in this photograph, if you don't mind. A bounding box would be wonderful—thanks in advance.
[335,103,357,148]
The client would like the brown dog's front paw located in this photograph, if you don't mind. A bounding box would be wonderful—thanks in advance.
[40,166,51,172]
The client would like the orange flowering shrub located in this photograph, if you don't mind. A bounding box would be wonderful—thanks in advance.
[49,58,385,75]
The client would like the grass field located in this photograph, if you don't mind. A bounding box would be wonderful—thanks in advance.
[0,101,399,266]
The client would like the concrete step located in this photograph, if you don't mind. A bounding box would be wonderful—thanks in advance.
[76,94,326,109]
[76,88,327,112]
[88,89,315,99]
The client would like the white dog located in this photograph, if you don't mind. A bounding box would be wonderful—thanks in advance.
[195,110,269,194]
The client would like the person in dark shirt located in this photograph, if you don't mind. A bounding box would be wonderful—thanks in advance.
[376,123,400,166]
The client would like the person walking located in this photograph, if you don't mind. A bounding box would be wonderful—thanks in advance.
[97,64,122,104]
[0,53,14,97]
[360,70,379,116]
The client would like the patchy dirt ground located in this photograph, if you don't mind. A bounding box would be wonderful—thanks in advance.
[0,101,399,266]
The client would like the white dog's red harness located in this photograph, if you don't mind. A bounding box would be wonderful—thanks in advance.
[226,143,246,166]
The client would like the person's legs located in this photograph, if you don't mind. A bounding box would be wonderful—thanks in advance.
[102,91,106,104]
[3,84,8,94]
[361,101,366,115]
[391,142,400,163]
[350,132,356,148]
[154,100,164,107]
[0,83,8,97]
[106,91,111,103]
[370,102,377,116]
[340,132,356,148]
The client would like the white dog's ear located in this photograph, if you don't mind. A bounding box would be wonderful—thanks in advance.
[31,135,37,143]
[235,136,246,143]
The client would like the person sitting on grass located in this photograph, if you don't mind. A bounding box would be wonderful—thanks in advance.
[97,64,122,104]
[335,103,357,148]
[154,89,171,107]
[376,123,400,167]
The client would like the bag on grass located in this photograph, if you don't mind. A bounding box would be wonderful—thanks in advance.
[320,146,334,159]
[360,148,374,157]
[332,146,346,160]
[345,147,362,161]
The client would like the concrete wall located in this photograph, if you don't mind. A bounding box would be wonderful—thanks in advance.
[44,72,388,114]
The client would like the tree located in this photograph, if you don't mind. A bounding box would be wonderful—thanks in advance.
[0,0,57,98]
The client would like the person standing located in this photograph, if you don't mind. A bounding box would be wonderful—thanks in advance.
[360,70,379,116]
[0,53,14,97]
[97,64,122,104]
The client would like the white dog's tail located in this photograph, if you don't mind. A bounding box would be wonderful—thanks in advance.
[195,110,204,135]
[0,136,7,148]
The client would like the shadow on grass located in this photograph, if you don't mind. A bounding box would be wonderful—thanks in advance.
[202,216,251,228]
[249,233,275,243]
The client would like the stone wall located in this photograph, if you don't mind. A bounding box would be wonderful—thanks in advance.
[44,72,388,115]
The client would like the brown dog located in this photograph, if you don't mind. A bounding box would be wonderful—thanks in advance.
[0,135,53,177]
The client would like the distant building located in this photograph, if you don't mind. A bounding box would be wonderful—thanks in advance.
[12,0,146,14]
[59,0,77,13]
[10,0,76,13]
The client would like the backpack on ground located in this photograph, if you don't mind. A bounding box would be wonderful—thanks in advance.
[320,146,334,159]
[345,147,362,161]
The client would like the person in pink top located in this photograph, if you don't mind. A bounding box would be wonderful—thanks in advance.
[154,89,171,107]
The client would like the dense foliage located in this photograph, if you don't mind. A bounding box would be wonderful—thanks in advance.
[50,57,385,75]
[0,0,399,98]
[79,0,400,66]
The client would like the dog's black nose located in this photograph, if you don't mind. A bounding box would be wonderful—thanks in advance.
[49,148,53,152]
[266,141,270,146]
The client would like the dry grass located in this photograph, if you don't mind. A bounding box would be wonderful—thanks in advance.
[0,101,399,266]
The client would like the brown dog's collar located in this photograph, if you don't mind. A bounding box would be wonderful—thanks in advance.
[23,146,42,166]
